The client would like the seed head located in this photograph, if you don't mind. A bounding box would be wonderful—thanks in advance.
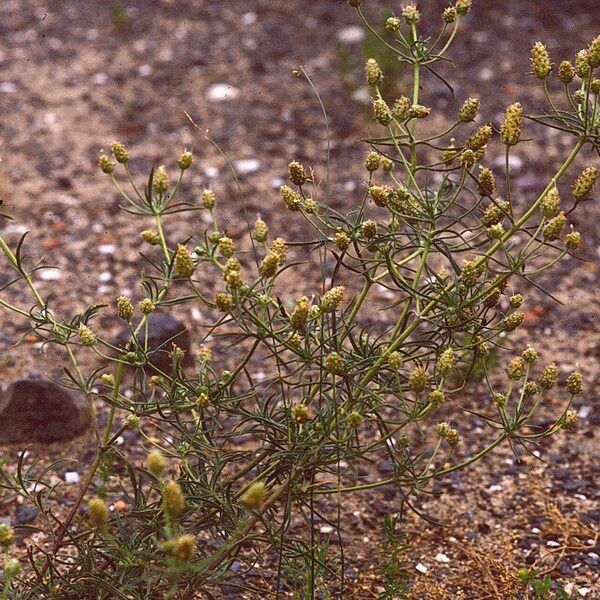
[482,198,509,226]
[152,165,169,195]
[388,350,402,370]
[99,154,114,174]
[218,236,235,258]
[459,148,477,168]
[88,497,109,526]
[373,98,393,125]
[365,58,384,87]
[303,197,317,213]
[290,296,310,330]
[500,102,523,146]
[563,409,578,428]
[385,17,401,32]
[522,346,537,364]
[320,286,345,312]
[509,294,523,309]
[540,186,561,218]
[177,151,194,170]
[587,35,600,68]
[293,403,311,424]
[477,167,496,196]
[271,238,287,263]
[531,42,552,79]
[111,141,129,164]
[575,49,590,78]
[202,189,216,209]
[215,292,233,312]
[429,389,445,406]
[409,366,428,393]
[0,524,15,547]
[565,371,582,395]
[393,96,411,119]
[460,259,485,287]
[380,156,394,172]
[365,151,381,172]
[558,60,575,84]
[369,185,392,207]
[437,347,455,377]
[591,79,600,94]
[100,373,114,386]
[538,363,558,389]
[543,211,566,241]
[361,219,377,239]
[402,5,420,24]
[259,251,280,278]
[325,351,344,375]
[117,295,134,321]
[77,323,97,347]
[565,231,581,251]
[288,161,308,186]
[347,411,362,427]
[506,357,526,381]
[492,393,507,409]
[486,224,504,240]
[501,312,524,332]
[280,185,302,211]
[523,381,539,396]
[454,0,472,15]
[162,481,186,520]
[141,229,161,245]
[408,104,431,119]
[333,231,351,251]
[458,97,480,122]
[443,7,457,23]
[139,298,156,315]
[436,422,459,446]
[467,124,493,151]
[241,481,268,510]
[572,166,598,201]
[174,535,195,561]
[174,244,195,278]
[124,413,140,429]
[196,392,209,407]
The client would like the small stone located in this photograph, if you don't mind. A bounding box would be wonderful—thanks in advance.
[578,588,591,597]
[0,82,17,93]
[546,540,560,547]
[16,505,40,525]
[38,268,62,281]
[98,244,116,255]
[64,471,80,484]
[435,553,450,563]
[416,563,428,574]
[336,26,365,44]
[319,525,334,534]
[234,158,260,175]
[206,83,240,102]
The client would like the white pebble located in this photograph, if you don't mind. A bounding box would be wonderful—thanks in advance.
[578,588,591,597]
[235,158,260,175]
[546,540,560,547]
[38,268,62,281]
[336,26,365,44]
[98,271,112,283]
[92,73,108,85]
[487,484,503,493]
[206,83,240,102]
[434,553,450,563]
[98,244,116,255]
[0,82,17,93]
[241,11,257,25]
[416,563,428,574]
[319,525,334,534]
[138,64,152,77]
[64,471,80,484]
[204,166,219,178]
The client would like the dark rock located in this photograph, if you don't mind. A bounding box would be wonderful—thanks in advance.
[16,505,39,525]
[117,313,191,372]
[0,374,92,444]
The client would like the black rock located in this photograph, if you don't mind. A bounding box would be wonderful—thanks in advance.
[117,313,192,372]
[16,505,39,525]
[0,374,92,444]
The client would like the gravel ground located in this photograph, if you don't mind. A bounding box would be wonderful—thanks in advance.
[0,0,599,597]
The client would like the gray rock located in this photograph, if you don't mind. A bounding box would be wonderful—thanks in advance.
[0,374,92,444]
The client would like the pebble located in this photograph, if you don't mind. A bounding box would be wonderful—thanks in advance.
[319,525,334,534]
[415,563,428,574]
[98,244,116,255]
[351,87,371,104]
[38,268,62,281]
[434,553,450,563]
[240,12,257,25]
[494,154,523,171]
[578,589,591,597]
[98,271,112,283]
[92,73,108,85]
[64,471,80,484]
[0,81,17,93]
[138,64,152,77]
[546,540,560,547]
[204,166,219,178]
[206,83,240,102]
[336,26,365,44]
[234,158,260,175]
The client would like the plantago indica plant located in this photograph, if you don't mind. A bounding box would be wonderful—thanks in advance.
[0,0,598,597]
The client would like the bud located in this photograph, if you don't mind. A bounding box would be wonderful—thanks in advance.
[565,231,581,251]
[116,295,134,320]
[177,151,194,170]
[373,98,393,125]
[506,357,526,381]
[538,363,558,390]
[271,238,287,263]
[509,294,523,309]
[408,366,428,392]
[99,155,114,174]
[575,49,590,78]
[523,381,539,396]
[543,211,566,241]
[174,534,195,561]
[139,298,155,315]
[591,79,600,94]
[501,312,524,332]
[162,481,186,520]
[562,409,578,428]
[540,185,561,218]
[486,223,504,240]
[522,346,537,364]
[333,231,351,251]
[88,497,109,526]
[492,393,507,409]
[100,373,114,386]
[218,236,235,258]
[481,198,509,226]
[443,7,457,23]
[558,60,575,85]
[454,0,472,15]
[380,156,394,172]
[365,58,383,87]
[369,185,392,207]
[290,296,310,331]
[0,524,15,547]
[141,229,161,245]
[325,351,344,375]
[77,323,97,347]
[280,185,302,211]
[361,219,377,239]
[459,148,477,168]
[288,161,308,186]
[436,422,459,446]
[111,141,129,164]
[477,167,496,196]
[293,404,311,424]
[303,197,317,213]
[124,413,140,428]
[385,17,401,32]
[202,189,216,209]
[565,371,582,395]
[388,350,402,370]
[530,42,552,79]
[174,244,195,278]
[253,218,269,243]
[197,392,209,407]
[437,348,455,377]
[364,151,381,172]
[215,292,233,312]
[393,96,411,119]
[259,251,280,278]
[152,166,169,195]
[587,35,600,69]
[240,481,268,510]
[500,102,523,146]
[458,97,479,122]
[402,5,419,24]
[572,166,598,201]
[408,104,431,119]
[428,389,445,406]
[320,286,345,312]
